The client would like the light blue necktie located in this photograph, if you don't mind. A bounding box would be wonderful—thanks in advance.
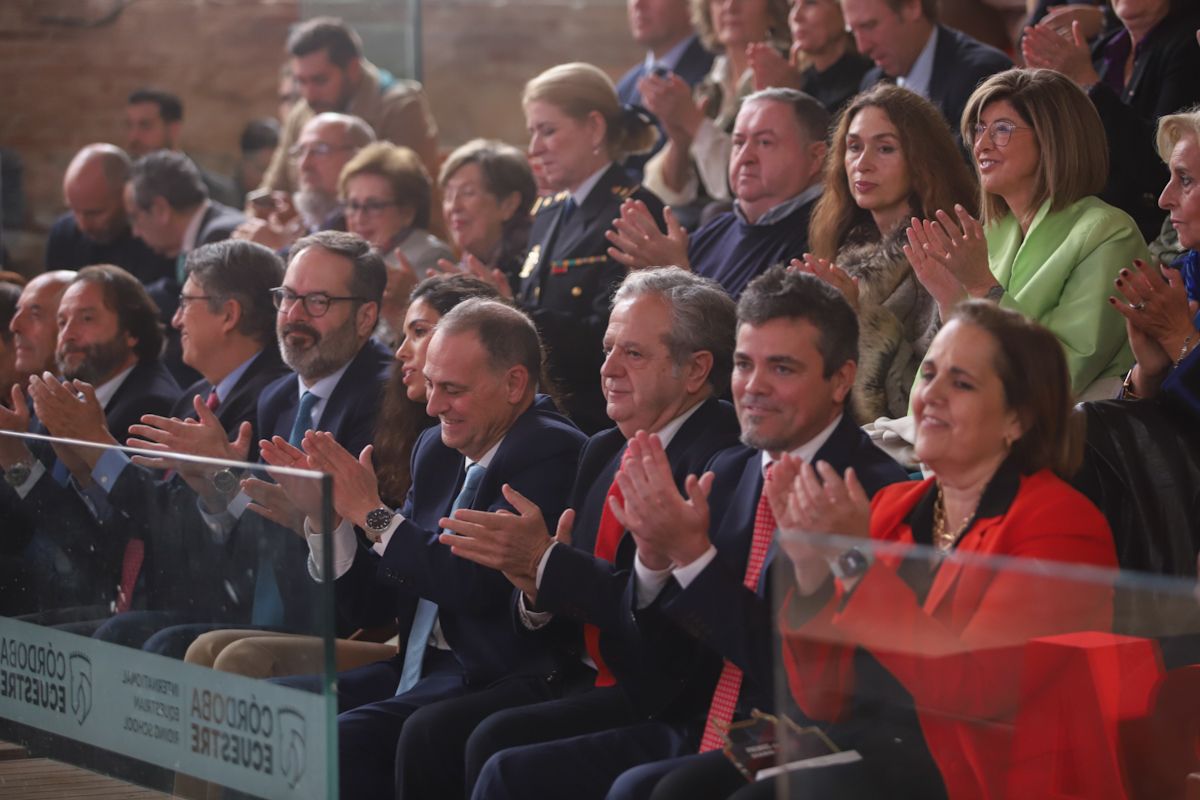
[395,462,486,695]
[251,390,319,627]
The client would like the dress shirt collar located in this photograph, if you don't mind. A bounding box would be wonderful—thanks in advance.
[296,356,355,429]
[213,349,263,405]
[467,435,504,471]
[759,411,844,477]
[735,183,823,227]
[651,396,707,451]
[896,25,938,99]
[643,34,696,75]
[93,363,137,411]
[180,200,211,254]
[571,163,614,207]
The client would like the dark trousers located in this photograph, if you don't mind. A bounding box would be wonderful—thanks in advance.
[395,672,565,800]
[472,719,693,800]
[462,684,635,796]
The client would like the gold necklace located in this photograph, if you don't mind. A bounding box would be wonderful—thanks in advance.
[932,486,972,552]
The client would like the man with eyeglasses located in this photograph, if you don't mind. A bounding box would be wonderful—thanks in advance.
[120,230,392,656]
[234,112,376,252]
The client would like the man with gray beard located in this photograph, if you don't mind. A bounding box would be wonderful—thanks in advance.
[127,230,392,654]
[0,265,180,612]
[234,112,375,253]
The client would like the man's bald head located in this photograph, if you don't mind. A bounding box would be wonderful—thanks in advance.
[11,270,75,378]
[62,144,133,245]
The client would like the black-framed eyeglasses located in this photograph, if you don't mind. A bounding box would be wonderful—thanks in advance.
[287,142,355,161]
[178,293,218,308]
[342,198,398,216]
[971,120,1031,148]
[270,287,366,317]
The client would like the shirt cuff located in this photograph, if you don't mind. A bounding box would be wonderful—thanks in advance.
[371,514,404,556]
[90,448,131,495]
[305,516,360,581]
[671,545,718,590]
[633,551,679,609]
[10,459,45,500]
[516,591,554,630]
[534,540,558,590]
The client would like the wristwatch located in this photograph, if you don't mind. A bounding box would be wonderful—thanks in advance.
[828,547,873,580]
[210,467,240,495]
[364,506,396,541]
[4,460,32,488]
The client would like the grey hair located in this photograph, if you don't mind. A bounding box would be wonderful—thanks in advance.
[612,267,736,394]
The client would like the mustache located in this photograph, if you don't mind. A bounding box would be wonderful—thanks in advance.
[281,322,321,341]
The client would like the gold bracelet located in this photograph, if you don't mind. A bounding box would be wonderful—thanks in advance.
[1177,333,1196,368]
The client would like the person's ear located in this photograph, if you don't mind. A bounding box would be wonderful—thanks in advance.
[498,191,522,223]
[684,350,714,394]
[830,359,857,405]
[221,298,242,336]
[355,300,379,339]
[505,365,531,403]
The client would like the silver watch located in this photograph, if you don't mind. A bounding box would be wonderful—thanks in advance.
[364,506,396,539]
[4,460,32,488]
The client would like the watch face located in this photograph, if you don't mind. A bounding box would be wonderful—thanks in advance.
[837,549,869,578]
[211,468,239,495]
[5,463,31,488]
[366,507,394,532]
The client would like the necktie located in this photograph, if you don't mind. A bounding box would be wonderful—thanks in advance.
[206,388,220,413]
[698,464,776,753]
[584,453,629,687]
[561,197,577,224]
[396,462,487,695]
[175,252,188,285]
[114,539,145,614]
[251,391,318,627]
[287,390,318,447]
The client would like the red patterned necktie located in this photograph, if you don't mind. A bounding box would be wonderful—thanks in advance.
[584,477,624,687]
[115,539,144,614]
[206,388,220,412]
[698,463,776,753]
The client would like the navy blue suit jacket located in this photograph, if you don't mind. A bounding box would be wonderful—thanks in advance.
[536,397,740,715]
[616,35,714,181]
[860,24,1011,137]
[15,359,181,608]
[336,398,586,686]
[227,338,392,629]
[649,412,909,718]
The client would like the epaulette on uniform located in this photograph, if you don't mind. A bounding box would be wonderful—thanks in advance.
[611,184,639,201]
[532,191,570,215]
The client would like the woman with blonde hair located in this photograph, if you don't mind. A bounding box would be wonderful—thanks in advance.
[905,68,1149,399]
[513,61,665,433]
[799,85,978,422]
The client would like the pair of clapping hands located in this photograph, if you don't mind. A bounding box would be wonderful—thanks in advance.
[436,431,870,603]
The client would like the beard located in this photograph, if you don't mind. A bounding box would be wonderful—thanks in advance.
[57,335,132,384]
[294,188,339,229]
[278,314,362,382]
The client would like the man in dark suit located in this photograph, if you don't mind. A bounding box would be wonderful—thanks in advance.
[847,0,1011,134]
[383,268,739,799]
[255,298,584,799]
[34,240,292,643]
[130,230,391,655]
[45,144,174,286]
[0,265,181,614]
[607,88,829,299]
[473,267,910,800]
[126,149,246,385]
[616,0,714,180]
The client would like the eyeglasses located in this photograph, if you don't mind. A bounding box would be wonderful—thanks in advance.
[287,142,355,161]
[177,293,218,308]
[971,120,1031,148]
[342,198,398,216]
[270,287,366,317]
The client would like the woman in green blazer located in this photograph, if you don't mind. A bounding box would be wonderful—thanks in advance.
[903,68,1148,399]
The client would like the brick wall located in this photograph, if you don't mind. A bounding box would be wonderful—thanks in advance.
[0,0,640,274]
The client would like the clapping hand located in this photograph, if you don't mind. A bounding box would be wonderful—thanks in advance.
[606,200,690,271]
[1021,20,1101,88]
[791,254,860,311]
[439,484,574,600]
[608,431,714,570]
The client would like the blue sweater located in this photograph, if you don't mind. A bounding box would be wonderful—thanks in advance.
[688,198,816,298]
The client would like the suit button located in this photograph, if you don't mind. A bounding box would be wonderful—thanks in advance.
[571,286,582,297]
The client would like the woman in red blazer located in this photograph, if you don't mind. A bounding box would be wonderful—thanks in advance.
[759,300,1118,800]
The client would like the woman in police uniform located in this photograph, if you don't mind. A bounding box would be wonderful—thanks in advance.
[518,62,666,434]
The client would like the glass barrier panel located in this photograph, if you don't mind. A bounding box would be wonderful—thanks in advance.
[752,530,1200,800]
[0,430,338,799]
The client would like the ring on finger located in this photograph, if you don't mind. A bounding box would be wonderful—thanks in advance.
[1130,301,1146,311]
